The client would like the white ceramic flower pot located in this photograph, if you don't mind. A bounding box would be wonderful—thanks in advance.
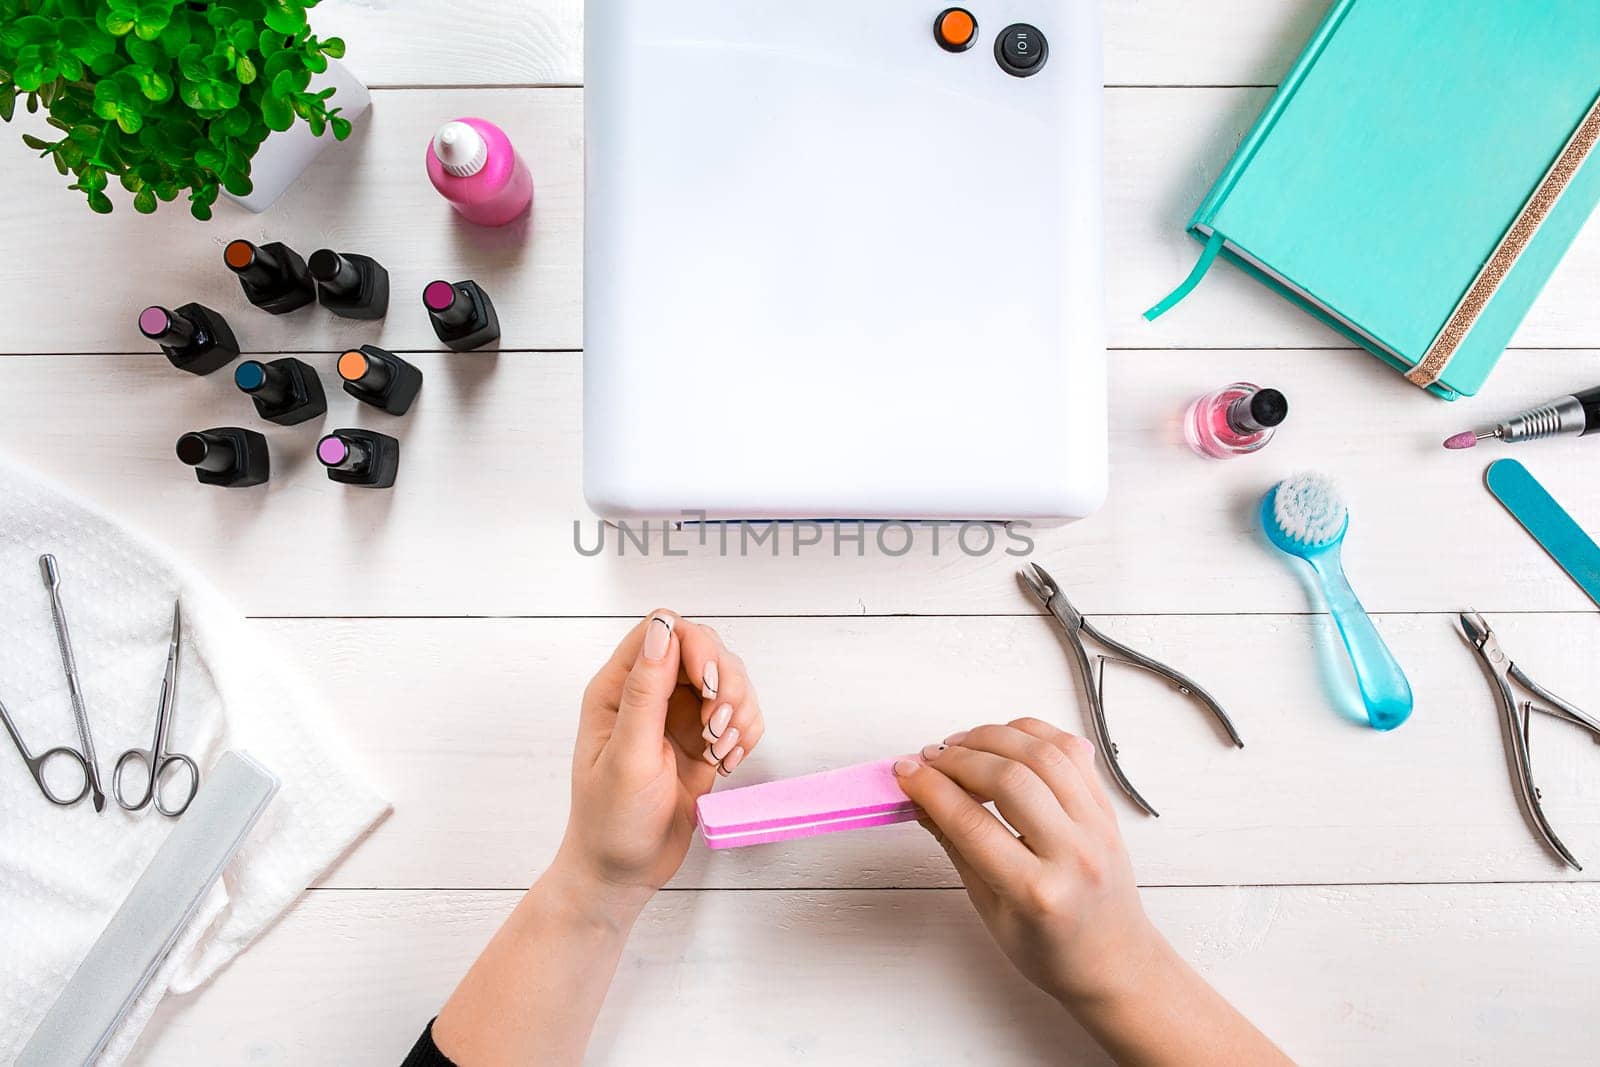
[224,57,370,213]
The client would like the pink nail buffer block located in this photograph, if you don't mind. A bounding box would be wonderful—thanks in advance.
[696,758,922,849]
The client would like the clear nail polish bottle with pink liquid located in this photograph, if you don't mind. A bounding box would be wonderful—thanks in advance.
[1183,382,1288,459]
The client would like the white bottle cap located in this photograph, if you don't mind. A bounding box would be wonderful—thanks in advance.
[433,121,488,177]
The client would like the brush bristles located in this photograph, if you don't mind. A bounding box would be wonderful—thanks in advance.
[1272,473,1347,546]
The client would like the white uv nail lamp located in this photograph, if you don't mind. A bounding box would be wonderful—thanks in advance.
[584,0,1106,521]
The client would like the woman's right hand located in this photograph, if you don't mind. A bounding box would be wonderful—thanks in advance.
[891,718,1166,1008]
[894,719,1292,1065]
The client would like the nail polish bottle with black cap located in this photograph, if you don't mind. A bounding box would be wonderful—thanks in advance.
[337,346,424,416]
[234,357,327,426]
[1183,383,1290,460]
[224,239,316,314]
[423,278,500,351]
[139,303,240,375]
[317,429,400,489]
[176,428,271,487]
[309,249,390,320]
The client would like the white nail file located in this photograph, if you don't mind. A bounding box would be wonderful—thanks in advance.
[18,751,279,1067]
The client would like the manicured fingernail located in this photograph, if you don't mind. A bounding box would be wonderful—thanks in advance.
[944,730,969,745]
[712,726,741,760]
[706,703,733,739]
[643,614,673,662]
[702,745,719,766]
[702,660,719,699]
[1079,736,1096,759]
[893,759,920,777]
[920,743,948,760]
[718,746,746,776]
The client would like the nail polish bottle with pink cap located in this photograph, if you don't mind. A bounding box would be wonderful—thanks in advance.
[139,303,239,375]
[317,429,400,489]
[426,117,534,227]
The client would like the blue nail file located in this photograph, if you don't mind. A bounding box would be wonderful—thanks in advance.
[1485,459,1600,608]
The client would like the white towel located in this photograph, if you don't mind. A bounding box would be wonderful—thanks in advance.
[0,454,390,1064]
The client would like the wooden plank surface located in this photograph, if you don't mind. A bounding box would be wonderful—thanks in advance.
[4,88,1600,357]
[307,0,1330,88]
[5,2,1600,1062]
[279,615,1600,890]
[133,883,1600,1065]
[1,350,1596,618]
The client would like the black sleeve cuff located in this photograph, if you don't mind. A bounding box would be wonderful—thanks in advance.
[402,1019,458,1067]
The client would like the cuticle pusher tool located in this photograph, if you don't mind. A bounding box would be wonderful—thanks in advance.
[40,553,106,811]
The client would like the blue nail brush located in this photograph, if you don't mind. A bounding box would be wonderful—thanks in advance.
[1260,472,1414,731]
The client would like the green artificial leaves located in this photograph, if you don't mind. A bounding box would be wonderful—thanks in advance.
[0,0,351,218]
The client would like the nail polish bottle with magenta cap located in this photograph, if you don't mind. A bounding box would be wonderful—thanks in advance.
[140,303,239,375]
[318,429,400,489]
[424,278,500,351]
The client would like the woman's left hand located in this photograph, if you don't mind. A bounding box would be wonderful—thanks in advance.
[551,610,765,918]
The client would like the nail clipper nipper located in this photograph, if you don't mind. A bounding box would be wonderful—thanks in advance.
[1020,564,1244,817]
[1458,612,1600,870]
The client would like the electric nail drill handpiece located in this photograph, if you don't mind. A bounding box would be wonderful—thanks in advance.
[139,304,239,375]
[1444,385,1600,450]
[176,428,271,488]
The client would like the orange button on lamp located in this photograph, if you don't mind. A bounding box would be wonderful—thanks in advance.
[935,7,977,52]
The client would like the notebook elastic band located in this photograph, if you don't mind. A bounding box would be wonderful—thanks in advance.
[1407,92,1600,389]
[1143,230,1226,321]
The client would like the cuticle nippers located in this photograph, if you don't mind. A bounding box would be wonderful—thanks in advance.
[1458,611,1600,871]
[1020,564,1244,817]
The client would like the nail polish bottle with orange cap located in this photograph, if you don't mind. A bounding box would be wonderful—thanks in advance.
[224,239,316,315]
[338,345,424,416]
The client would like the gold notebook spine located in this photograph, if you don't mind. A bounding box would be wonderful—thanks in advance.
[1408,92,1600,389]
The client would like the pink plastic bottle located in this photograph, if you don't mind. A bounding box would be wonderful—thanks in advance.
[426,118,533,226]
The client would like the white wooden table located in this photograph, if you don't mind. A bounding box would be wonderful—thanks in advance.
[3,2,1599,1062]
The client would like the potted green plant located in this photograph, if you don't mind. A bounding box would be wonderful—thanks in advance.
[0,0,366,218]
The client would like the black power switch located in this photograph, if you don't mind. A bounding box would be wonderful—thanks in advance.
[996,23,1048,77]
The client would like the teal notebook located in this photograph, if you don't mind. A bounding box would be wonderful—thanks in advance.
[1147,0,1600,399]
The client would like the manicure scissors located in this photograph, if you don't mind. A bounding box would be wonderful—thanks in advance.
[1458,612,1600,871]
[113,602,200,817]
[1020,564,1244,817]
[1,696,94,806]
